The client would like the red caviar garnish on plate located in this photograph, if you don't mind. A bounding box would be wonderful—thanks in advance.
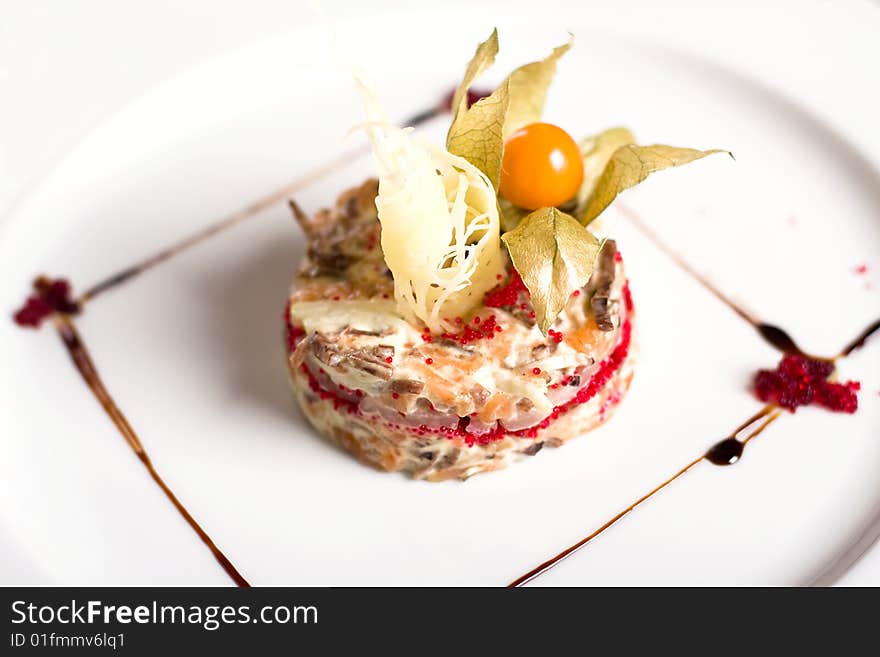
[753,354,860,413]
[13,277,80,328]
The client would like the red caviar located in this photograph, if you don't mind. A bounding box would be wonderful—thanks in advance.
[297,282,635,447]
[13,277,80,328]
[284,302,305,352]
[440,314,501,345]
[484,270,529,308]
[754,354,860,413]
[511,284,634,439]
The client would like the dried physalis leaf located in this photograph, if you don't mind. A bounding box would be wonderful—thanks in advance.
[448,29,500,137]
[447,32,572,190]
[446,85,510,190]
[579,144,731,226]
[576,126,635,207]
[502,206,603,335]
[504,35,572,139]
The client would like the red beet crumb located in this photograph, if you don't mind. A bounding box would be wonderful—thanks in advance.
[855,263,869,275]
[13,277,80,328]
[753,354,860,414]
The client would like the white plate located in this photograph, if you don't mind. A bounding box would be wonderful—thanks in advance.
[2,5,880,585]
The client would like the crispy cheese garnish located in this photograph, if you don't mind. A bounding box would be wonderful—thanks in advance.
[355,78,504,333]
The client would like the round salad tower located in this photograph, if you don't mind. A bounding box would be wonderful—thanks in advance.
[284,30,724,480]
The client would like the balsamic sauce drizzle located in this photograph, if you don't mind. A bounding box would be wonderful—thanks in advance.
[78,146,368,303]
[754,323,811,360]
[53,314,250,587]
[617,204,825,360]
[617,204,759,325]
[839,317,880,358]
[508,407,781,587]
[77,104,446,305]
[619,203,880,361]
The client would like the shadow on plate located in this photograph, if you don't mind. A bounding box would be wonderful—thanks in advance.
[190,225,307,428]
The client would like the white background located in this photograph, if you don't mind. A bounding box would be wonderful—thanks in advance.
[2,0,880,585]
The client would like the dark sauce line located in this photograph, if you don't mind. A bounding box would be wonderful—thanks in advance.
[77,103,447,305]
[621,203,880,363]
[78,144,367,303]
[617,203,759,325]
[753,323,813,359]
[53,314,250,587]
[616,204,825,360]
[508,406,781,587]
[839,317,880,358]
